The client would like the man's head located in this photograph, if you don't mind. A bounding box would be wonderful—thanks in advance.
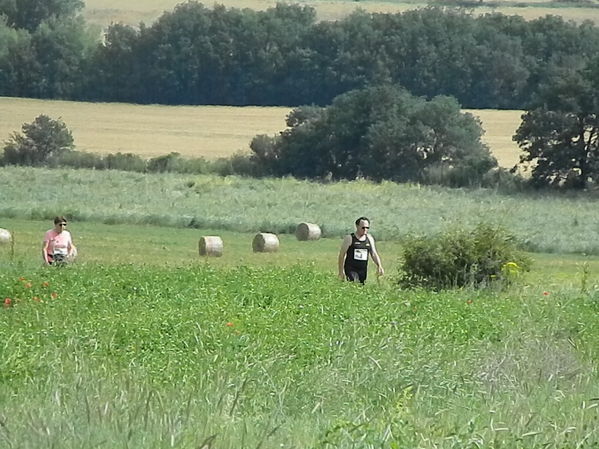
[354,216,370,237]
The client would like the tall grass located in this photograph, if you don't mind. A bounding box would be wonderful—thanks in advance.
[1,263,599,448]
[2,166,599,254]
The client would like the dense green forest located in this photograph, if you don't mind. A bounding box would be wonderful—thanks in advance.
[1,0,599,108]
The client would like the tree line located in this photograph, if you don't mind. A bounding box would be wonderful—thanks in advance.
[2,1,599,109]
[4,70,599,189]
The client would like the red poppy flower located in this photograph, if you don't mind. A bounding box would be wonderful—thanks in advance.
[51,292,58,299]
[3,298,11,307]
[226,322,234,327]
[543,291,550,296]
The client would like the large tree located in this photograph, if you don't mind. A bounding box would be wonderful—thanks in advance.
[250,85,496,185]
[0,0,83,31]
[1,114,74,165]
[514,59,599,189]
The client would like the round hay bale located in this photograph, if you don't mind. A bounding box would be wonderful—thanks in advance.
[252,233,279,253]
[199,236,223,257]
[295,222,321,241]
[0,228,11,245]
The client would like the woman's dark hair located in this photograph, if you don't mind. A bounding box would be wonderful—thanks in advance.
[54,216,68,225]
[355,216,370,226]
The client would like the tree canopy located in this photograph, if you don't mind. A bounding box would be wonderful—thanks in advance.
[250,85,496,185]
[2,3,599,110]
[514,58,599,188]
[0,0,83,31]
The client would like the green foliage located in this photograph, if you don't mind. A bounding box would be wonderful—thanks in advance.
[1,263,599,447]
[0,0,83,32]
[1,114,74,166]
[46,149,260,177]
[28,16,95,98]
[4,167,599,255]
[2,3,599,109]
[251,85,497,185]
[514,57,599,189]
[399,224,531,289]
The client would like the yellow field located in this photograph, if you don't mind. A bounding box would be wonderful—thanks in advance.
[465,109,523,168]
[0,97,290,159]
[0,97,522,167]
[0,97,523,167]
[84,0,599,26]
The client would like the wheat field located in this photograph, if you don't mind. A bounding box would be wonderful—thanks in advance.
[0,97,523,166]
[83,0,599,27]
[0,97,290,159]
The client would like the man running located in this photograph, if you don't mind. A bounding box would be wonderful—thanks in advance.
[338,216,384,284]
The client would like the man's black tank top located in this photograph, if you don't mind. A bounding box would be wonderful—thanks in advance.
[345,233,371,270]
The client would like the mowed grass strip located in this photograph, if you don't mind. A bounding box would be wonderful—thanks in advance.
[0,96,290,159]
[83,0,599,26]
[0,97,524,167]
[1,217,597,289]
[1,262,599,448]
[5,166,599,254]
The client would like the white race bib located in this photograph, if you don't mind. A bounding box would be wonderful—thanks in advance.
[354,248,368,261]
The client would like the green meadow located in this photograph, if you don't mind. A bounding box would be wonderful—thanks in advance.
[2,261,599,448]
[2,166,599,254]
[3,166,599,448]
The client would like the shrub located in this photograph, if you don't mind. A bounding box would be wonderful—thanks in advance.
[147,152,211,174]
[104,152,146,172]
[49,150,105,169]
[398,224,530,290]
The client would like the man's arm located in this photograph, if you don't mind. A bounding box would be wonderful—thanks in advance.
[338,235,352,280]
[367,235,384,276]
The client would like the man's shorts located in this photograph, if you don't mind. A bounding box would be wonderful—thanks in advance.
[345,267,367,284]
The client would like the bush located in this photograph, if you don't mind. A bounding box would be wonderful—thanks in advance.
[147,152,212,174]
[399,224,530,290]
[48,150,105,169]
[104,152,146,172]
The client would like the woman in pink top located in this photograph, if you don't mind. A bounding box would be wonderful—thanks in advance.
[42,216,76,265]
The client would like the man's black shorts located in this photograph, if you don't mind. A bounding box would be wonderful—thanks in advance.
[344,267,367,284]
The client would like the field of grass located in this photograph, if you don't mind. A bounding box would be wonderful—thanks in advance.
[3,167,599,447]
[1,259,599,448]
[0,97,524,168]
[83,0,599,26]
[2,166,599,255]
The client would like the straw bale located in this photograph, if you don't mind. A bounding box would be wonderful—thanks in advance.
[252,233,279,252]
[199,236,224,257]
[0,228,11,244]
[295,222,321,241]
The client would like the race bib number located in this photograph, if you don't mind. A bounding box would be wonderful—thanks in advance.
[53,247,68,256]
[354,248,368,261]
